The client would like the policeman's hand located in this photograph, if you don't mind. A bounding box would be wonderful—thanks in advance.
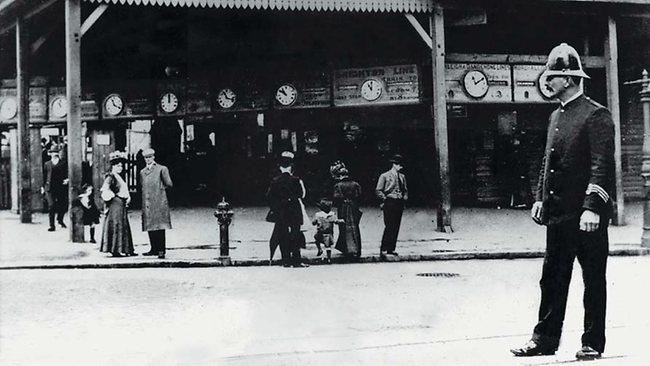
[580,210,600,232]
[531,201,543,224]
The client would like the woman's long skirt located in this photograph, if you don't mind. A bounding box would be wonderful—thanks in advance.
[335,201,362,257]
[100,198,134,255]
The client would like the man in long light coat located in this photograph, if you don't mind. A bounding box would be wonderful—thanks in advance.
[140,148,173,258]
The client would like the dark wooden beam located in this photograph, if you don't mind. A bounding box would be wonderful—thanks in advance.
[430,5,452,233]
[15,16,31,223]
[65,0,83,242]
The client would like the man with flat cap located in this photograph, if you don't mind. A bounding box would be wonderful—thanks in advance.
[376,154,408,258]
[511,43,615,361]
[140,148,173,259]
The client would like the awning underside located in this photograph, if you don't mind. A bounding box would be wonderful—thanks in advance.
[84,0,435,13]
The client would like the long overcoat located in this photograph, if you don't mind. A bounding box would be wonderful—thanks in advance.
[140,162,173,231]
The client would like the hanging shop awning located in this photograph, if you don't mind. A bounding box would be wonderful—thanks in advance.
[83,0,436,13]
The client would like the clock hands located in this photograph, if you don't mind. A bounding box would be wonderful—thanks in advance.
[472,75,486,85]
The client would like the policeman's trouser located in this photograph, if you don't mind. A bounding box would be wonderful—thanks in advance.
[532,218,608,353]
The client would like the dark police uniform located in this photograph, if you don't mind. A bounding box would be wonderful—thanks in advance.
[532,94,615,354]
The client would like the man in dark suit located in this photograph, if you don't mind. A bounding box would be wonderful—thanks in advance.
[43,145,68,231]
[511,43,615,361]
[376,154,408,258]
[267,151,307,268]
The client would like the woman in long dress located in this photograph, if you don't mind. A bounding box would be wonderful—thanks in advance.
[332,165,362,259]
[100,151,135,257]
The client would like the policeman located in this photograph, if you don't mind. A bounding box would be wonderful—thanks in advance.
[510,43,615,360]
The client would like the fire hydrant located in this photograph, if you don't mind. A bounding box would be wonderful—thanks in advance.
[214,197,234,262]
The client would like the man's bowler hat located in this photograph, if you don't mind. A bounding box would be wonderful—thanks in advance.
[389,154,404,164]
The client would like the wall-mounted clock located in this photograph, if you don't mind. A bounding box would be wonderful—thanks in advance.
[538,73,554,99]
[276,84,297,106]
[462,70,489,99]
[217,88,236,109]
[0,97,17,119]
[360,79,383,101]
[160,92,179,113]
[103,94,124,116]
[50,96,68,118]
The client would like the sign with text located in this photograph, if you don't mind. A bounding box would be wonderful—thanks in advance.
[81,91,99,120]
[513,64,556,103]
[445,63,512,103]
[333,64,420,107]
[48,87,67,122]
[185,81,211,115]
[29,87,47,122]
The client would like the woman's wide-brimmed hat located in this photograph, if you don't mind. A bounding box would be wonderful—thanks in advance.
[108,151,127,165]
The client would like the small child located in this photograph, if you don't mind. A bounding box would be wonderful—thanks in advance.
[72,183,101,243]
[312,199,343,264]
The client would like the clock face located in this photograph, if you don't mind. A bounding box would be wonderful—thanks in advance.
[462,70,489,99]
[217,88,236,109]
[275,84,297,106]
[538,73,554,99]
[360,79,383,101]
[103,94,124,116]
[51,96,68,118]
[160,92,179,113]
[0,98,17,119]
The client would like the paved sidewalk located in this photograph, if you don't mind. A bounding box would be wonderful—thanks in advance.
[0,203,648,269]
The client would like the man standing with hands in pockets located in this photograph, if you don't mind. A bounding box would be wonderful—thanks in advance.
[140,148,173,259]
[376,154,408,258]
[511,43,615,361]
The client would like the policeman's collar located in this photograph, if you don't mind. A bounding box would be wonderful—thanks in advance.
[560,90,583,107]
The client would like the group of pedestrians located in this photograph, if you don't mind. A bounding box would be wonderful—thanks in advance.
[265,151,408,267]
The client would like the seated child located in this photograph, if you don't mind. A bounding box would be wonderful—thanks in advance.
[72,183,101,243]
[312,199,343,263]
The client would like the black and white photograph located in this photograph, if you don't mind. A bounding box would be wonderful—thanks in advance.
[1,0,650,365]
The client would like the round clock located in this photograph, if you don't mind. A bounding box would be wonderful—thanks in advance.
[462,70,489,99]
[538,73,554,99]
[217,88,236,109]
[360,79,383,101]
[275,84,297,106]
[50,96,68,118]
[160,92,179,113]
[103,94,124,116]
[0,97,17,119]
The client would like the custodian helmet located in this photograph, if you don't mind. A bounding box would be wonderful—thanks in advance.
[541,43,590,80]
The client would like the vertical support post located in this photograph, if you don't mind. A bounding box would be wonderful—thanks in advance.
[16,17,32,223]
[638,70,650,247]
[66,0,83,242]
[29,127,44,211]
[91,127,115,209]
[9,129,19,213]
[429,5,452,233]
[605,16,625,226]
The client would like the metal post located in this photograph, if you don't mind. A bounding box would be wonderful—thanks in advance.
[214,197,234,264]
[627,70,650,247]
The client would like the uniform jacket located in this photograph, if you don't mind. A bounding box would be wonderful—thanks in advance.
[536,94,615,225]
[266,172,303,226]
[140,162,173,231]
[44,160,67,195]
[375,169,408,201]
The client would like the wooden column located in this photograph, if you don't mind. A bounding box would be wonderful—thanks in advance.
[29,127,44,211]
[9,129,18,213]
[605,16,625,226]
[65,0,83,242]
[16,17,32,223]
[429,5,452,233]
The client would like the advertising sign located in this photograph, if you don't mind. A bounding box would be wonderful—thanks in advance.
[333,64,420,106]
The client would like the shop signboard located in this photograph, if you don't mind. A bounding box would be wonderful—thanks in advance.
[48,87,68,122]
[273,78,331,109]
[513,64,556,103]
[333,64,420,107]
[186,81,211,115]
[157,82,186,117]
[445,63,512,103]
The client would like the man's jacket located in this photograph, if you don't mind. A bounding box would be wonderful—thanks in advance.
[536,94,615,225]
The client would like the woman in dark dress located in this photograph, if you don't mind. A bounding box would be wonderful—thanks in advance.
[331,164,362,259]
[99,151,135,257]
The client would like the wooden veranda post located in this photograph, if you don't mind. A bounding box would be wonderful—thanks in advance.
[16,17,32,223]
[65,0,83,242]
[605,16,625,226]
[429,5,452,233]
